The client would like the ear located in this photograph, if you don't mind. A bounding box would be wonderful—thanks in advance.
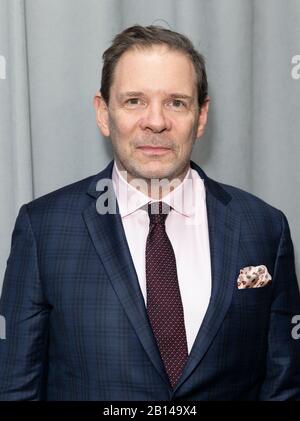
[196,96,210,138]
[93,91,110,137]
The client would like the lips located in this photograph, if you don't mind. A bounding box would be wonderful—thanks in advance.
[137,146,171,155]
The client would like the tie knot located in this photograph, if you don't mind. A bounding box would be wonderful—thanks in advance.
[147,201,170,225]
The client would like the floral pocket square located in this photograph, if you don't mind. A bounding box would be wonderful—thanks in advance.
[237,265,272,289]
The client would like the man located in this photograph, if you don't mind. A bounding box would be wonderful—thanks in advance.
[0,25,300,400]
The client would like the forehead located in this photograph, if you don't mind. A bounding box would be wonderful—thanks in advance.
[111,45,197,96]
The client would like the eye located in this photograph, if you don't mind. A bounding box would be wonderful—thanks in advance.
[127,98,140,105]
[124,98,145,108]
[167,99,187,110]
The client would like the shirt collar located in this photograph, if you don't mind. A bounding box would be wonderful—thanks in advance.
[112,162,203,218]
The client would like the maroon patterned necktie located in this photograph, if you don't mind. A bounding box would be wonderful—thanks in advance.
[146,201,188,388]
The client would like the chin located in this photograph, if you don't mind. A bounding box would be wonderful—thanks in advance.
[132,163,182,181]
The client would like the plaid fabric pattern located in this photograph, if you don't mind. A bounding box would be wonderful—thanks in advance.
[0,160,300,400]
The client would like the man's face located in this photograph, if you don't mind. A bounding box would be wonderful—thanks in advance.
[95,45,209,182]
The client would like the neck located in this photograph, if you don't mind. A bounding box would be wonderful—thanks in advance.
[116,164,189,200]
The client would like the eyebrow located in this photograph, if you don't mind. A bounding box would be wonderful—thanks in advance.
[118,91,144,99]
[119,92,193,100]
[168,93,193,101]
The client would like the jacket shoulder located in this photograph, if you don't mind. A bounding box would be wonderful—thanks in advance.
[25,161,114,216]
[214,180,287,237]
[26,173,97,215]
[191,161,284,220]
[219,181,281,215]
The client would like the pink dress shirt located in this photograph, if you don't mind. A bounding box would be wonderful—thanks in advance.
[112,163,212,353]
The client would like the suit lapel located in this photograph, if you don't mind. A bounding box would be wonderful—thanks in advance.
[175,162,241,390]
[82,162,169,386]
[83,161,241,389]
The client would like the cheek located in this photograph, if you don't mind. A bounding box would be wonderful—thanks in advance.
[176,121,197,146]
[109,111,138,137]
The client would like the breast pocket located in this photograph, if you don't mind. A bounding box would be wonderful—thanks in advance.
[229,282,273,331]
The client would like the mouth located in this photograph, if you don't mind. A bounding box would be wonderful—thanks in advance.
[136,146,172,156]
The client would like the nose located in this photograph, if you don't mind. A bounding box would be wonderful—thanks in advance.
[139,102,171,133]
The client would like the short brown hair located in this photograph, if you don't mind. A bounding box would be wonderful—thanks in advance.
[100,25,208,107]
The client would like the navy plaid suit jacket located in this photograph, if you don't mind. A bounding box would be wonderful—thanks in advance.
[1,160,300,400]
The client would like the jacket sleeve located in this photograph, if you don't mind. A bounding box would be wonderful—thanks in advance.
[259,211,300,400]
[0,205,50,400]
